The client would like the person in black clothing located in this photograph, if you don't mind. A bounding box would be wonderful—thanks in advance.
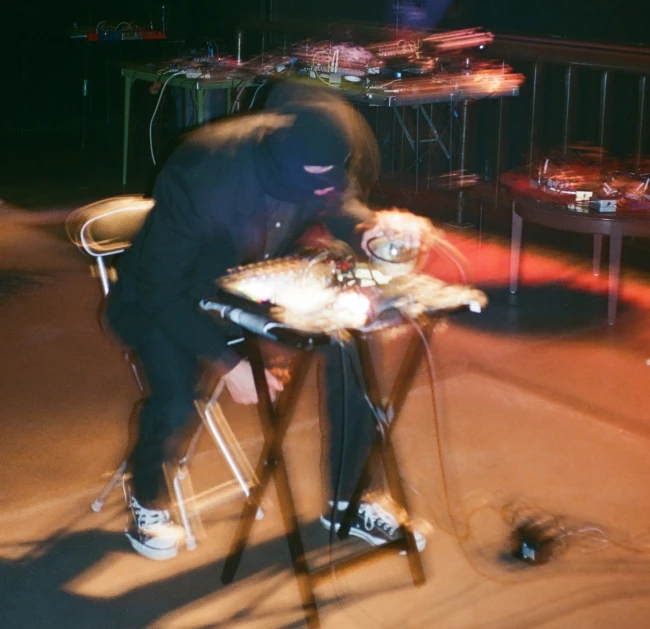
[106,82,429,560]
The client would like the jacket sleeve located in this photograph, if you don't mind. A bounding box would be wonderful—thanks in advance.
[315,193,376,256]
[317,211,363,253]
[133,165,240,370]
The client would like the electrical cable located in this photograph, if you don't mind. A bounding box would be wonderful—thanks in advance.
[325,246,650,615]
[400,313,534,584]
[149,70,185,166]
[426,233,470,284]
[313,246,401,623]
[230,81,252,115]
[399,313,647,584]
[326,340,351,616]
[314,246,650,620]
[248,79,268,111]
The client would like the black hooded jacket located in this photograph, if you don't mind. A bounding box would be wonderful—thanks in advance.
[106,103,374,370]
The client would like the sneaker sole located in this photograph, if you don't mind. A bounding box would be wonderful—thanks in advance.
[125,532,179,561]
[320,516,426,553]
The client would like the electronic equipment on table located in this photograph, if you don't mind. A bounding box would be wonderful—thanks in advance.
[200,253,487,346]
[501,147,650,213]
[69,21,167,41]
[239,28,524,106]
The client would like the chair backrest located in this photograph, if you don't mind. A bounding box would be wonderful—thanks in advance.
[66,195,154,257]
[66,195,154,295]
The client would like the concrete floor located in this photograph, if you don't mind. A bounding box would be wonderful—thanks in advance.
[2,136,650,628]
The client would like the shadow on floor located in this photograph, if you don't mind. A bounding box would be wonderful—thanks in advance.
[0,519,410,629]
[452,282,623,335]
[0,271,43,297]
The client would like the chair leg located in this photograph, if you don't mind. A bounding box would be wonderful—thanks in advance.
[167,423,207,550]
[91,459,128,512]
[179,422,205,467]
[90,349,144,512]
[163,383,264,549]
[168,463,201,550]
[93,376,262,554]
[197,398,264,520]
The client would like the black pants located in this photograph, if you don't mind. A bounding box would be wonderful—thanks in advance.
[322,342,378,502]
[129,327,377,508]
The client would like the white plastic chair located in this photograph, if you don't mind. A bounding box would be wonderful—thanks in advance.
[66,195,262,551]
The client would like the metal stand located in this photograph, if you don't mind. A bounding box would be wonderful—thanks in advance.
[446,100,476,229]
[166,381,263,551]
[393,105,451,193]
[68,197,261,539]
[92,375,261,549]
[221,325,430,629]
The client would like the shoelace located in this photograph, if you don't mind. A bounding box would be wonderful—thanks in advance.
[131,500,171,529]
[360,502,399,535]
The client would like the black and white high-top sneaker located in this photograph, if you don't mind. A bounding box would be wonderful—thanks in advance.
[320,499,427,553]
[125,495,184,561]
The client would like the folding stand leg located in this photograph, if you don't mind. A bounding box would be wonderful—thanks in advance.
[337,327,431,586]
[380,427,426,582]
[374,327,431,583]
[221,336,320,628]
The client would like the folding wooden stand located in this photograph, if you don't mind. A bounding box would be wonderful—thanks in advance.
[220,322,433,629]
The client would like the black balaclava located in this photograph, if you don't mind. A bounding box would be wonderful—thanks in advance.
[254,103,353,203]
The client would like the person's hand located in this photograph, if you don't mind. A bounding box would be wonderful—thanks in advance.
[361,209,438,256]
[222,359,284,405]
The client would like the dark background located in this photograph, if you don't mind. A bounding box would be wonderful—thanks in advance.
[1,0,649,191]
[2,0,648,135]
[3,1,647,46]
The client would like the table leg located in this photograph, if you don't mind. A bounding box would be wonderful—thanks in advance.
[447,100,474,228]
[457,99,469,224]
[226,84,232,116]
[196,88,205,125]
[607,227,623,326]
[122,75,133,188]
[381,426,426,585]
[81,45,90,152]
[414,105,420,192]
[381,330,428,585]
[593,234,603,276]
[494,96,504,208]
[509,202,523,294]
[272,440,320,628]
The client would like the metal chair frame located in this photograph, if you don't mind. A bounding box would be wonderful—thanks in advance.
[66,195,261,550]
